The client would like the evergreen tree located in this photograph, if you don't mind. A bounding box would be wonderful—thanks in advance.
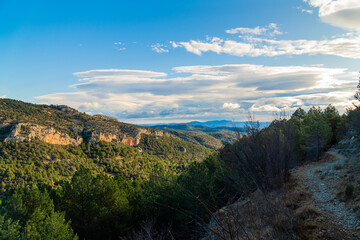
[301,107,331,161]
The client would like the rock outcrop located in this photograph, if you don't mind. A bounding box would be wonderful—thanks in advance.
[0,99,176,147]
[4,123,83,145]
[0,121,173,147]
[89,131,118,143]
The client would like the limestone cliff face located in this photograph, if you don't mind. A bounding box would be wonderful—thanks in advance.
[1,122,172,147]
[89,131,118,143]
[119,128,173,146]
[4,123,83,145]
[121,137,139,146]
[0,99,176,147]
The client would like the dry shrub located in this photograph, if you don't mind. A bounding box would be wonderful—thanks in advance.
[333,163,343,170]
[121,220,174,240]
[320,152,339,162]
[292,205,322,239]
[294,205,320,220]
[285,190,309,210]
[205,190,297,240]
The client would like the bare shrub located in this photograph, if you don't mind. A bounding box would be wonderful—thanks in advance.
[285,190,309,210]
[294,205,320,220]
[121,220,175,240]
[204,189,297,240]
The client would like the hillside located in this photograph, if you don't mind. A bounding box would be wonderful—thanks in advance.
[146,120,270,128]
[0,98,171,146]
[0,98,213,190]
[0,100,356,240]
[152,124,243,148]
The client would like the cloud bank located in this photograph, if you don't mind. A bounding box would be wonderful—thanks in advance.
[171,25,360,59]
[304,0,360,31]
[36,65,358,123]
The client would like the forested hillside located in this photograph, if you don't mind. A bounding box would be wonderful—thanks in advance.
[152,124,243,149]
[0,99,213,239]
[0,98,191,147]
[0,98,359,240]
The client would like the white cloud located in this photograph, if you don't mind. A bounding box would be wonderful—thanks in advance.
[303,9,313,14]
[304,0,360,31]
[226,23,282,36]
[297,6,313,14]
[36,64,357,122]
[222,102,240,110]
[172,32,360,59]
[114,41,126,51]
[74,69,167,81]
[151,43,169,53]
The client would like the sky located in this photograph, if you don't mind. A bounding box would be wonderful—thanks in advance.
[0,0,360,124]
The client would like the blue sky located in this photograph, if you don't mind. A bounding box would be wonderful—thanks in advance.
[1,0,360,124]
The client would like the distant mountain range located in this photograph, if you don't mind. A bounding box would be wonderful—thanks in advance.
[145,120,271,128]
[144,121,271,148]
[151,124,244,149]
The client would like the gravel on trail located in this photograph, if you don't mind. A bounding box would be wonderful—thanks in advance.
[291,150,360,239]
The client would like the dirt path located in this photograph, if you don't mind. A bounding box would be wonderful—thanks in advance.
[291,150,360,239]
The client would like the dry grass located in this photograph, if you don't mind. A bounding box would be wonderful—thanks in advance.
[319,152,339,162]
[205,190,297,240]
[285,190,309,210]
[295,205,320,220]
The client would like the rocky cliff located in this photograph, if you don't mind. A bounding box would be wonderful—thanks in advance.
[3,122,83,145]
[0,121,172,147]
[0,99,175,147]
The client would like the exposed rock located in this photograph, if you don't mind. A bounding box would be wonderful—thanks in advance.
[121,136,139,146]
[0,99,178,148]
[89,131,118,143]
[0,118,172,147]
[119,128,173,146]
[4,123,83,145]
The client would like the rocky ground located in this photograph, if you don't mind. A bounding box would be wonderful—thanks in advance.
[291,148,360,239]
[204,138,360,240]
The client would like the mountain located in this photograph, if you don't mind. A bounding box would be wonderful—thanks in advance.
[152,124,244,149]
[0,98,170,146]
[0,98,213,190]
[0,99,352,239]
[0,98,236,149]
[145,119,271,128]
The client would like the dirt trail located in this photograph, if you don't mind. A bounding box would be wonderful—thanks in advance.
[291,150,360,239]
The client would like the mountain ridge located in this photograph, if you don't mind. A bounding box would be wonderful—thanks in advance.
[0,98,173,147]
[144,119,271,128]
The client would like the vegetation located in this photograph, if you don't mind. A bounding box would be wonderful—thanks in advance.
[153,124,244,148]
[1,97,360,239]
[0,98,169,142]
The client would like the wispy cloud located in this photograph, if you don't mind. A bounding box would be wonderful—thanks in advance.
[151,43,169,53]
[226,23,282,36]
[36,65,357,122]
[172,24,360,59]
[114,41,126,51]
[297,6,313,14]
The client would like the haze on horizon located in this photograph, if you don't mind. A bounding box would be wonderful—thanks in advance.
[1,0,360,124]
